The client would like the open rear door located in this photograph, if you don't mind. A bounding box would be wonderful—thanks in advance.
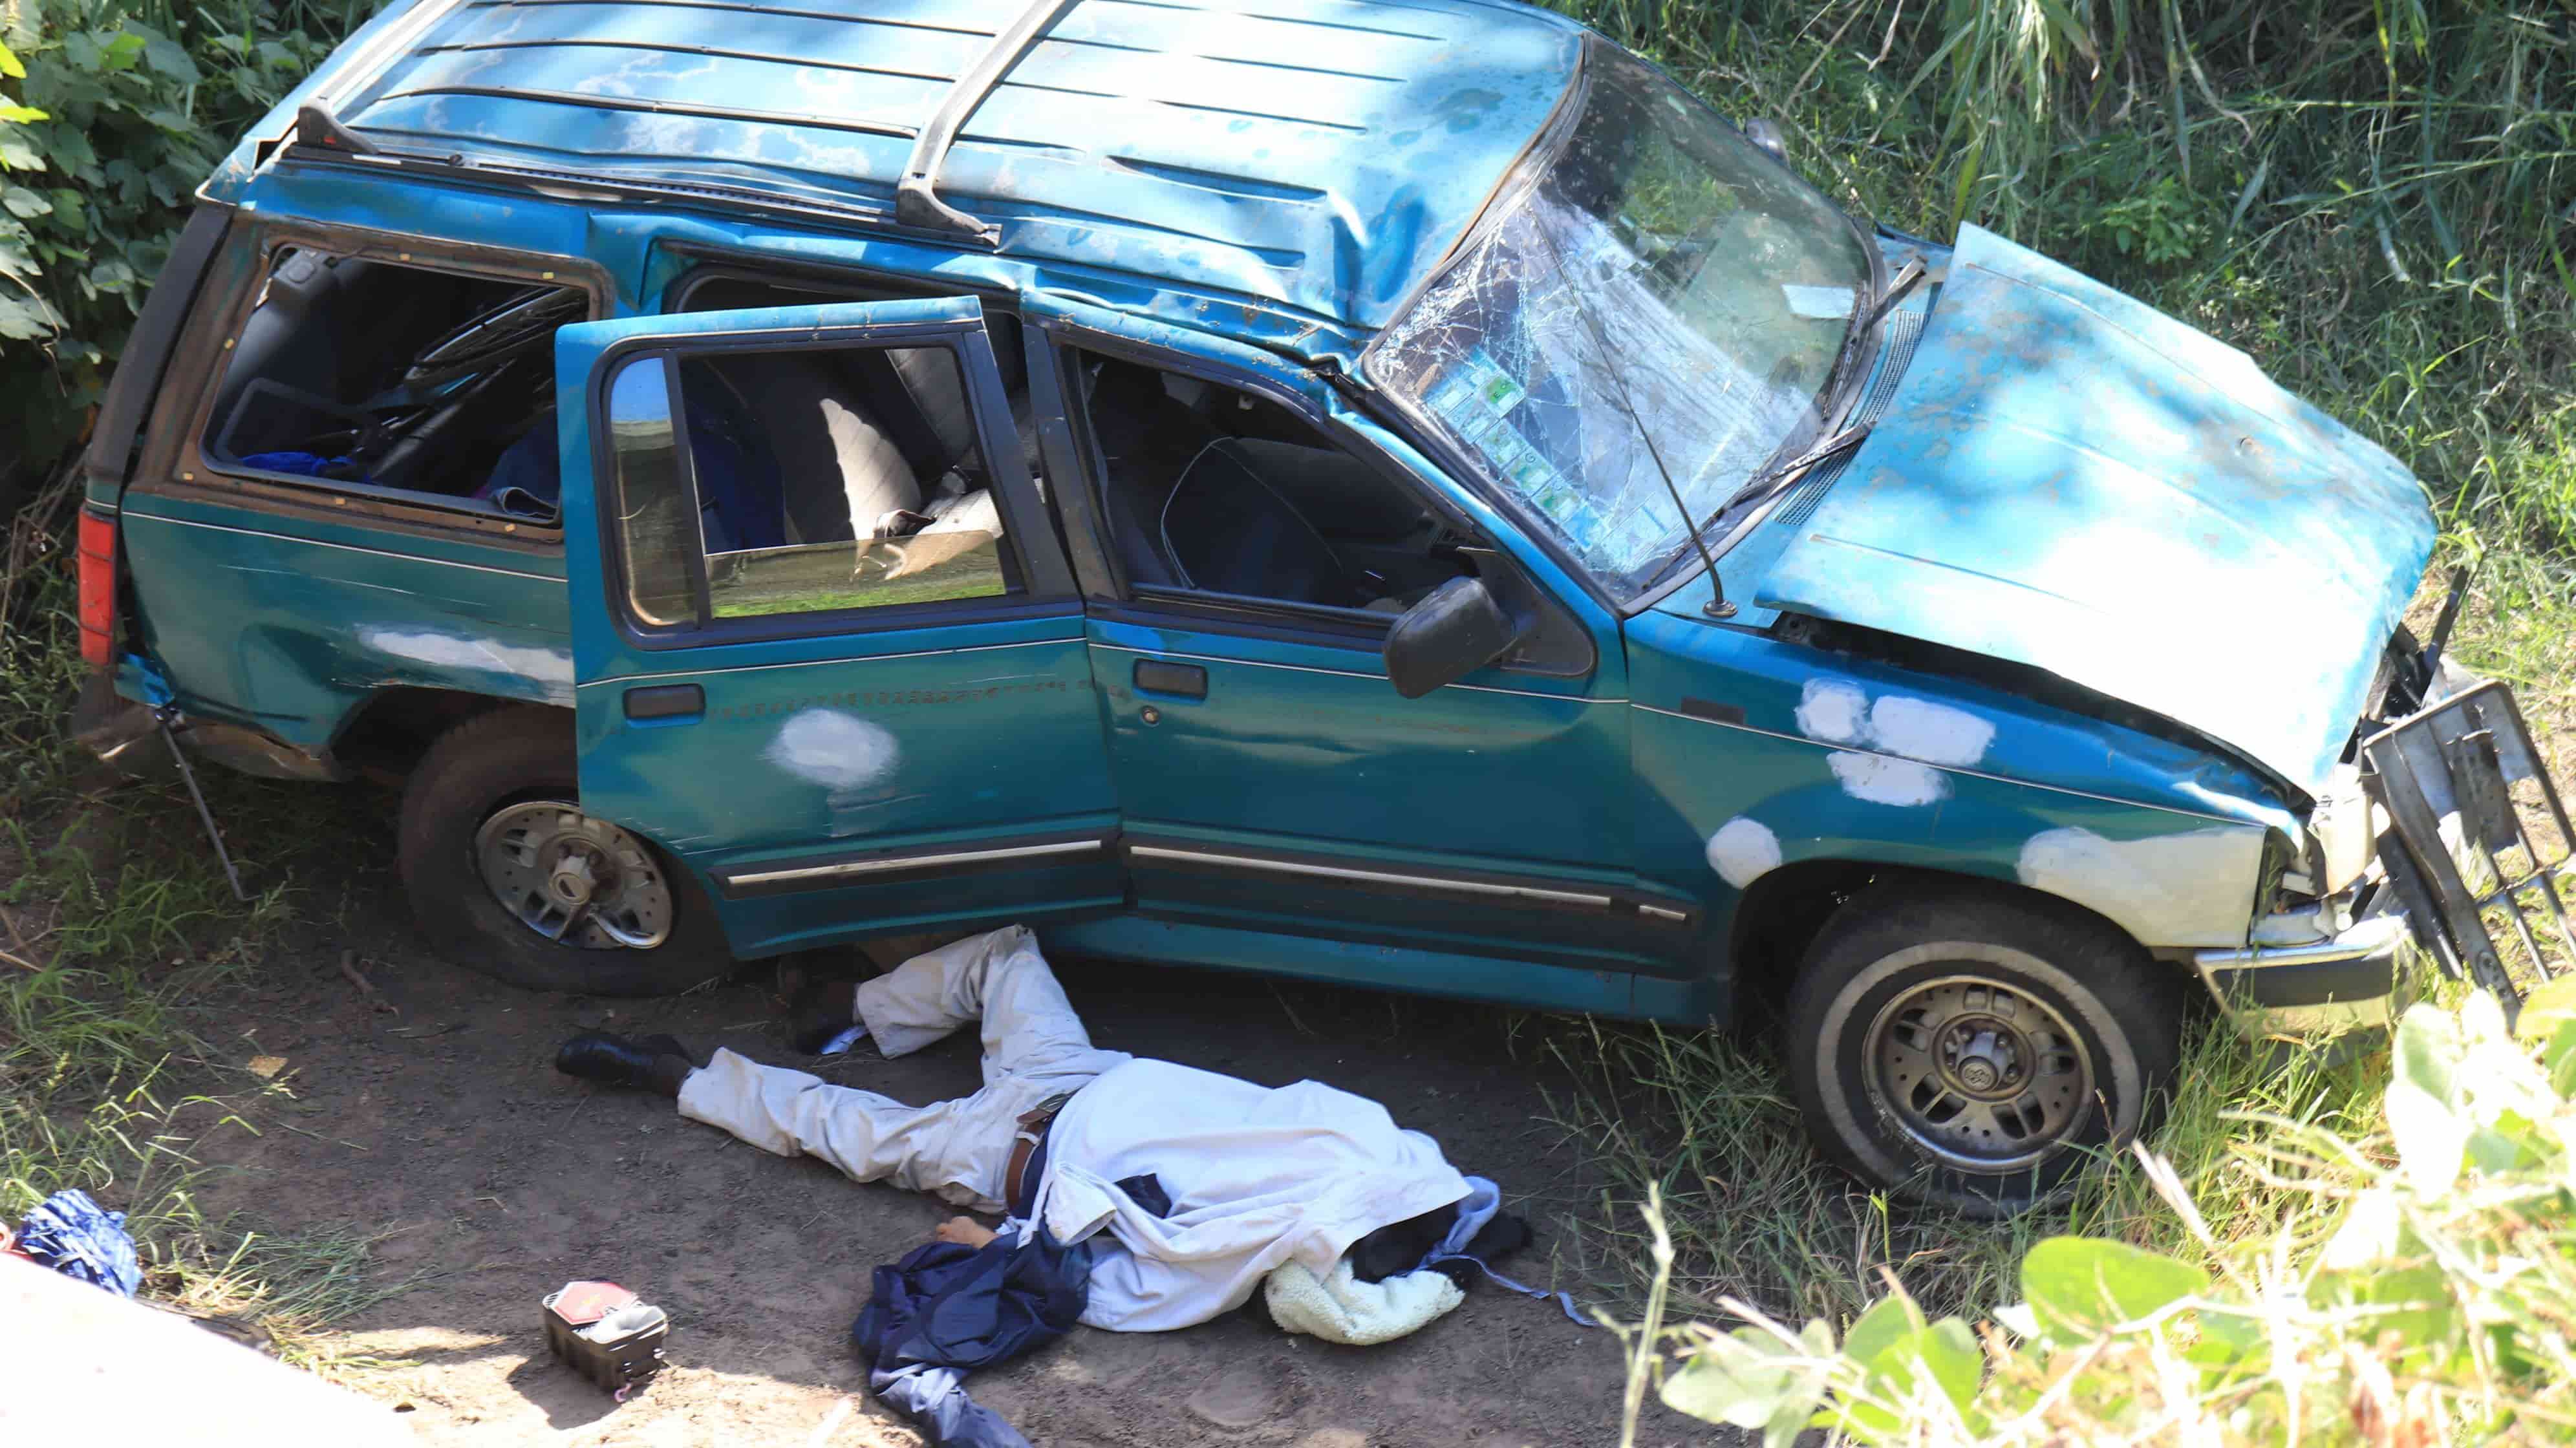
[553,297,1122,957]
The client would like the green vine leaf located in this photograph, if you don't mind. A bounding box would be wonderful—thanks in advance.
[2023,1237,2208,1342]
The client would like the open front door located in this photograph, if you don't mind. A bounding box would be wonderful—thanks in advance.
[554,297,1121,959]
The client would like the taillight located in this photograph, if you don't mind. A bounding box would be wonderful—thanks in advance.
[76,509,116,668]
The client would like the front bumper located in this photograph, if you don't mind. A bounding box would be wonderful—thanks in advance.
[2190,658,2573,1036]
[2192,913,2412,1035]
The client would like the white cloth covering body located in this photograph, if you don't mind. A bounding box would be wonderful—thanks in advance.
[674,926,1469,1332]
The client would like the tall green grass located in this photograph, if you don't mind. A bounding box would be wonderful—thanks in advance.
[3,482,413,1376]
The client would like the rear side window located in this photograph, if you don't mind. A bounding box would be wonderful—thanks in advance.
[601,340,1022,631]
[199,248,585,516]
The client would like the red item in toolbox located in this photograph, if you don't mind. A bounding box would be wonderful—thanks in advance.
[544,1281,638,1326]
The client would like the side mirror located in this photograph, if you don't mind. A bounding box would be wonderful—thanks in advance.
[1383,577,1527,699]
[1744,118,1787,164]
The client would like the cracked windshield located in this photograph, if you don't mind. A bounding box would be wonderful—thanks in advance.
[1368,41,1872,603]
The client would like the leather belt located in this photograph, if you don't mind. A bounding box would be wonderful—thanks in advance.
[1002,1092,1073,1213]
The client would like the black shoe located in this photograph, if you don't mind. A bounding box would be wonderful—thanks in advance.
[785,979,859,1056]
[556,1031,695,1096]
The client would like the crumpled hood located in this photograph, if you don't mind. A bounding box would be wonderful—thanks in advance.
[1756,224,2434,796]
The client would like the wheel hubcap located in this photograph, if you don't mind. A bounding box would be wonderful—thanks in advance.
[1865,975,2093,1173]
[473,800,674,950]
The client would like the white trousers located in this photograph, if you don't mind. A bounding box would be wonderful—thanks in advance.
[675,925,1132,1213]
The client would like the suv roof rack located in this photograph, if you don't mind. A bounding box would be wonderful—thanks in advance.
[896,0,1084,244]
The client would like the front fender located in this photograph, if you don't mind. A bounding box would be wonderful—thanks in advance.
[1638,702,2270,951]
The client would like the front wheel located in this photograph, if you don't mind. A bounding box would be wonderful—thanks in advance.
[1785,880,2186,1217]
[397,708,731,996]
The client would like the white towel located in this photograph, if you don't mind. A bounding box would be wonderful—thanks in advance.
[1263,1258,1463,1346]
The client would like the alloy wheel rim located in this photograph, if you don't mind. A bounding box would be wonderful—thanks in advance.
[1863,973,2095,1173]
[471,799,674,950]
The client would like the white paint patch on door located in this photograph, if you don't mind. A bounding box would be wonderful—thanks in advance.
[2015,824,2267,947]
[1706,817,1783,888]
[358,628,574,703]
[766,708,900,792]
[1827,751,1949,807]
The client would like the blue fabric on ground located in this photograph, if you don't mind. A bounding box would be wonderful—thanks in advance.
[853,1225,1093,1448]
[870,1364,1033,1448]
[13,1189,141,1297]
[1417,1176,1588,1326]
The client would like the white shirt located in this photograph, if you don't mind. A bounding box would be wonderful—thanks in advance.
[1029,1059,1470,1332]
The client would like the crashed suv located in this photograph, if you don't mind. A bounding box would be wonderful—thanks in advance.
[69,0,2568,1214]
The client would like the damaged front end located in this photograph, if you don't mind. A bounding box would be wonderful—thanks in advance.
[2196,588,2574,1032]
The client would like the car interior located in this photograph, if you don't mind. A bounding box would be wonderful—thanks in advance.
[202,249,585,511]
[1067,351,1479,615]
[202,253,1477,624]
[656,342,1022,620]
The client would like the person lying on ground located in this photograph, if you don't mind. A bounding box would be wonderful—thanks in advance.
[552,925,1524,1333]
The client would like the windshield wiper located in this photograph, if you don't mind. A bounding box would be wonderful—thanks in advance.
[1702,256,1930,522]
[1717,421,1874,514]
[1819,254,1926,418]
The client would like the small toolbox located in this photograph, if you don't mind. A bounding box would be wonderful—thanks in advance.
[542,1280,669,1400]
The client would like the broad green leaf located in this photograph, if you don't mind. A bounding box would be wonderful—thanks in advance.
[2467,1112,2546,1175]
[2388,1005,2470,1191]
[2544,1021,2576,1100]
[1,184,45,218]
[2319,1187,2406,1270]
[1913,1318,1983,1412]
[2022,1237,2207,1341]
[0,292,59,339]
[0,41,21,79]
[0,103,43,124]
[0,130,38,172]
[2191,1305,2268,1365]
[2515,975,2576,1039]
[46,188,78,231]
[1659,1326,1827,1431]
[1828,1319,1983,1445]
[2358,1265,2458,1357]
[2396,1003,2465,1102]
[2385,1072,2467,1193]
[100,32,147,72]
[1841,1293,1929,1368]
[140,35,199,83]
[60,31,103,72]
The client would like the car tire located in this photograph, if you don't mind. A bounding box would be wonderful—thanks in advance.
[1785,878,2187,1217]
[396,707,731,996]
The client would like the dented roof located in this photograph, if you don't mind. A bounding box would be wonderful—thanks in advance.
[202,0,1583,329]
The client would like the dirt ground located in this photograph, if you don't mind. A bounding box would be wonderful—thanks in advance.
[184,886,1719,1446]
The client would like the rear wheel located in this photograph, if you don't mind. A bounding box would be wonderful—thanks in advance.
[1785,880,2186,1217]
[397,708,730,995]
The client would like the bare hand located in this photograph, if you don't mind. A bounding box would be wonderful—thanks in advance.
[933,1215,998,1249]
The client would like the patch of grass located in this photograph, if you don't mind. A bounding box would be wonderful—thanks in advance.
[1,480,414,1378]
[1549,1014,2392,1326]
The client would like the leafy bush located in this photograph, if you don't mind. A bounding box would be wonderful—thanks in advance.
[0,0,358,484]
[1636,985,2576,1443]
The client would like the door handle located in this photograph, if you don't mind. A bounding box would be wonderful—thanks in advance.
[1132,659,1207,700]
[625,683,704,721]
